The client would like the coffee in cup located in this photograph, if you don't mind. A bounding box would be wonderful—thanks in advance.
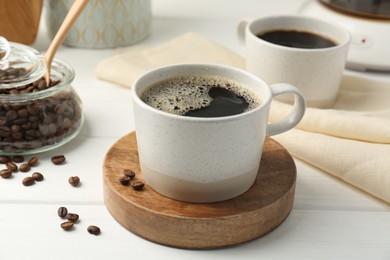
[140,75,261,117]
[256,30,337,49]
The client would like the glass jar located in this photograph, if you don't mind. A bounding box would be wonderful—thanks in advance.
[0,38,83,155]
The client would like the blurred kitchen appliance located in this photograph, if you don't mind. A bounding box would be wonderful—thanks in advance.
[299,0,390,72]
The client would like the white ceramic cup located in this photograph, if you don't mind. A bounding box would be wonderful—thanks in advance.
[237,15,351,108]
[132,63,306,203]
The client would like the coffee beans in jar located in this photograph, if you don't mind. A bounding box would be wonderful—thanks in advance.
[0,59,84,154]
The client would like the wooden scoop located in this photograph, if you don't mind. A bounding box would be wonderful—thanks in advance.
[44,0,89,86]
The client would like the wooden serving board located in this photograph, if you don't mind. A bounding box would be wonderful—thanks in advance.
[103,132,296,249]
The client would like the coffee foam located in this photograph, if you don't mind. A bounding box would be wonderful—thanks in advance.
[140,75,261,116]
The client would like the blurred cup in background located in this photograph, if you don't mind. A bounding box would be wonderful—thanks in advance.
[238,15,351,108]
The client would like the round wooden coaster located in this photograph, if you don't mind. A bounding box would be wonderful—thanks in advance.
[103,131,296,249]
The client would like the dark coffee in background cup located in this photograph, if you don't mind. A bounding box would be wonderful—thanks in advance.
[256,30,337,49]
[140,75,261,118]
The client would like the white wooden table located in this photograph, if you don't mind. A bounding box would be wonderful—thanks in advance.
[1,1,389,259]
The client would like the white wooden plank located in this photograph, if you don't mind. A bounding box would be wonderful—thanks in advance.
[0,137,115,204]
[0,205,389,260]
[1,137,387,211]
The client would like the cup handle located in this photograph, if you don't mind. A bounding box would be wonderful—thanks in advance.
[266,83,306,136]
[237,18,250,46]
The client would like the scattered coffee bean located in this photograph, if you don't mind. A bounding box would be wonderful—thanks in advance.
[61,221,74,231]
[51,155,66,165]
[12,155,24,163]
[57,207,100,236]
[66,213,79,222]
[19,163,31,172]
[0,169,12,178]
[32,172,44,181]
[87,225,101,235]
[123,169,135,178]
[22,176,35,186]
[28,156,39,167]
[131,181,145,191]
[0,155,11,164]
[68,176,80,186]
[6,161,18,172]
[57,207,68,218]
[119,176,131,185]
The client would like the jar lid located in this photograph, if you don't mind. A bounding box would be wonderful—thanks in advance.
[0,36,46,89]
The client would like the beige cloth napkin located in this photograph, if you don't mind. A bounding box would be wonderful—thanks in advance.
[95,33,244,87]
[95,32,390,203]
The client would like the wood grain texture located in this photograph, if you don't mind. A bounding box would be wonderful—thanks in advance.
[103,131,296,249]
[0,0,43,44]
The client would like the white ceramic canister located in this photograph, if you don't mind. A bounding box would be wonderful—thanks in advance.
[46,0,152,48]
[0,37,84,155]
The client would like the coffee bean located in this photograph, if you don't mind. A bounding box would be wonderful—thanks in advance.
[57,207,68,218]
[0,116,6,126]
[28,156,38,167]
[6,161,18,172]
[0,155,10,164]
[6,110,17,121]
[12,155,24,163]
[68,176,80,186]
[26,103,37,115]
[37,79,47,90]
[131,181,145,191]
[22,176,35,186]
[0,169,12,178]
[87,225,101,235]
[66,213,79,222]
[119,176,131,185]
[19,163,31,172]
[32,172,44,181]
[17,108,28,118]
[51,155,66,165]
[123,169,135,178]
[61,221,74,231]
[0,126,11,138]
